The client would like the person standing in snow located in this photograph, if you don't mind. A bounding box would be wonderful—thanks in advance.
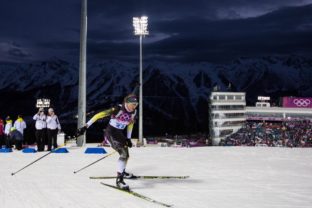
[9,127,24,150]
[13,115,27,147]
[4,116,13,148]
[33,108,47,151]
[13,115,27,135]
[46,108,61,151]
[76,94,138,190]
[0,118,4,147]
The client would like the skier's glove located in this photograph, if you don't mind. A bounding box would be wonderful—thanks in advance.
[76,126,87,137]
[126,139,133,148]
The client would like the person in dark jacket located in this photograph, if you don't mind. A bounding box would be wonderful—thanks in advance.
[9,127,24,150]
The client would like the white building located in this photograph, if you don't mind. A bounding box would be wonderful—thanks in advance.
[209,92,246,145]
[209,93,312,145]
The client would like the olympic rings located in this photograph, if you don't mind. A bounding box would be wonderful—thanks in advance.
[293,99,311,107]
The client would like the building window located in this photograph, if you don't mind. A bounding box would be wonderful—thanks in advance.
[219,95,226,100]
[211,105,245,110]
[227,95,234,100]
[236,95,242,100]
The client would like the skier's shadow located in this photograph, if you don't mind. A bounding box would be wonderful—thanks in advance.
[129,165,202,189]
[129,177,202,190]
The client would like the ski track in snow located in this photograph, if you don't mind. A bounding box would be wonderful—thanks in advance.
[0,146,312,208]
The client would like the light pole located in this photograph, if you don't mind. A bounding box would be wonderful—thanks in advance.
[133,16,149,144]
[77,0,87,146]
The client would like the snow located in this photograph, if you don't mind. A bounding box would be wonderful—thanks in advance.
[1,146,312,208]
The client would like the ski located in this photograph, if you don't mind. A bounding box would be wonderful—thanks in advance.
[90,175,189,180]
[100,182,173,207]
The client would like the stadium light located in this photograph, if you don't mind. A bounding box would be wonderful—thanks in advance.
[133,16,149,144]
[133,16,149,36]
[36,98,50,108]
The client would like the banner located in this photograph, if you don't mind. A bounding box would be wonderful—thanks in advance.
[282,97,312,108]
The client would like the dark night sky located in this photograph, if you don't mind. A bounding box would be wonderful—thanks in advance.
[1,0,312,64]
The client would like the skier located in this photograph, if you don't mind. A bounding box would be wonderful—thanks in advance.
[76,94,138,190]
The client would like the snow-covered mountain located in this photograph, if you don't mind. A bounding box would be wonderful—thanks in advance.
[0,55,312,137]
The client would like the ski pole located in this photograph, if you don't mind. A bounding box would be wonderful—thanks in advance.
[11,149,56,176]
[73,151,116,174]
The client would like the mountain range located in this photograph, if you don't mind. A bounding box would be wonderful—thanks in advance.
[0,55,311,140]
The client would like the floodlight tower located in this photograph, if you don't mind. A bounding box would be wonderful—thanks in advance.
[133,16,149,144]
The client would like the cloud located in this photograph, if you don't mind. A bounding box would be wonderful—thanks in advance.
[73,4,312,63]
[0,1,311,63]
[87,0,312,21]
[144,4,312,63]
[8,48,30,58]
[0,42,32,62]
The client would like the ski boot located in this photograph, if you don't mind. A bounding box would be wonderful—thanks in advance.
[123,170,137,179]
[116,172,130,191]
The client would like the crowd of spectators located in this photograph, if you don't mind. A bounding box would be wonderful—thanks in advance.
[146,133,210,147]
[0,107,61,151]
[221,120,312,147]
[0,115,26,150]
